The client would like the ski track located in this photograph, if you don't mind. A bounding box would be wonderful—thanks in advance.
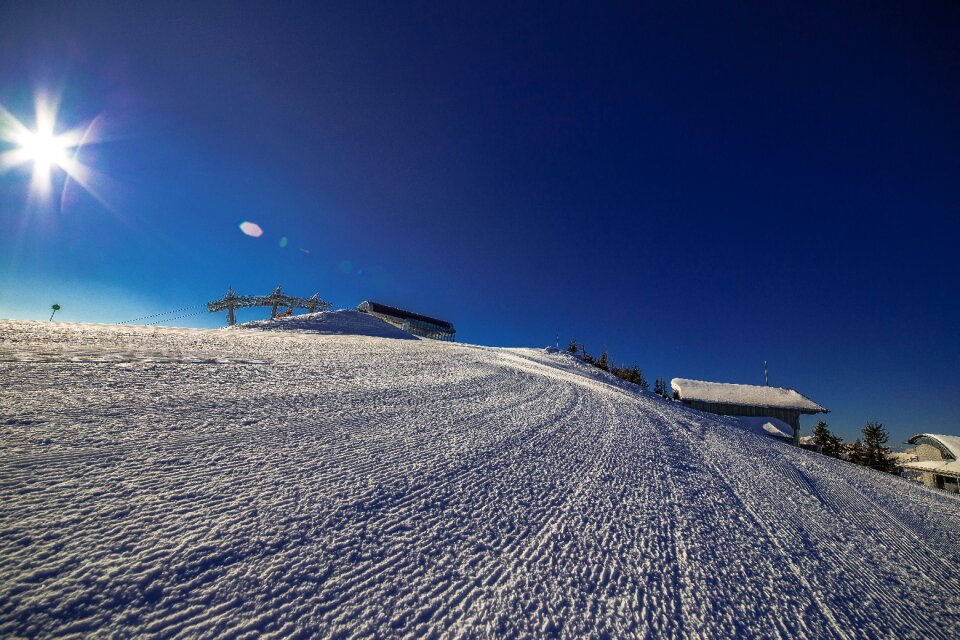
[0,320,958,639]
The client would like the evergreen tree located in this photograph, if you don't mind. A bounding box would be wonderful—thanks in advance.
[826,433,844,459]
[581,344,594,365]
[652,377,669,398]
[861,421,896,473]
[812,420,832,453]
[847,439,864,465]
[812,421,844,458]
[631,365,648,390]
[595,349,609,372]
[566,338,578,354]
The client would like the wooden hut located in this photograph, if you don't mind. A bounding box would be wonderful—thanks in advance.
[671,378,827,445]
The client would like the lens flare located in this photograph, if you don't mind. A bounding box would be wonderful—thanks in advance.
[239,221,264,237]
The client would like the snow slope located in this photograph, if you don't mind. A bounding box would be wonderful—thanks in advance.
[734,415,795,439]
[1,320,958,639]
[234,309,417,339]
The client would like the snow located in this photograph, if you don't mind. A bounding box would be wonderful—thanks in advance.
[901,459,960,477]
[234,309,418,339]
[733,416,795,439]
[902,434,960,478]
[915,433,960,460]
[1,319,958,639]
[672,378,827,412]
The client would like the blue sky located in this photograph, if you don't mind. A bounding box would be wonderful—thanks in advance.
[1,1,958,445]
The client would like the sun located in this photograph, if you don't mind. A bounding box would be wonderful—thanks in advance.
[0,94,99,203]
[16,127,71,170]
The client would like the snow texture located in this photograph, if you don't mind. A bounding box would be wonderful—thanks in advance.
[672,378,827,412]
[234,309,418,340]
[927,433,960,459]
[733,416,795,439]
[1,319,958,639]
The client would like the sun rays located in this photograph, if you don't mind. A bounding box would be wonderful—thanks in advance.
[0,94,108,208]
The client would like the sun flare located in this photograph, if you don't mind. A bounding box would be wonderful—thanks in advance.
[0,95,99,203]
[17,128,71,169]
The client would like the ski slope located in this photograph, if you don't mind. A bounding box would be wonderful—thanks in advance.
[1,317,958,639]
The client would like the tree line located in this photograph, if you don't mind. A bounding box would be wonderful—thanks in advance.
[565,339,676,399]
[811,420,897,474]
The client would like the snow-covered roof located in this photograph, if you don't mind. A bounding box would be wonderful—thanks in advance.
[903,434,960,478]
[907,433,960,458]
[671,378,827,413]
[357,301,454,330]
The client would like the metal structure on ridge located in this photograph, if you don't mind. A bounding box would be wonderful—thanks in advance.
[208,286,331,326]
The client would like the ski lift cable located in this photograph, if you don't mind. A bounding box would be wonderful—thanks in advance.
[144,309,210,326]
[118,304,206,325]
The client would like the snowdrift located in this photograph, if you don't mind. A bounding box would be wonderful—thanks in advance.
[234,309,418,339]
[734,415,795,439]
[1,319,958,639]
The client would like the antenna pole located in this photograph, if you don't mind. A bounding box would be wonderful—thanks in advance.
[764,361,768,386]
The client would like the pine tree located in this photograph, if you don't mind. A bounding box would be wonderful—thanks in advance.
[826,432,844,459]
[631,365,648,390]
[847,439,864,465]
[811,420,844,458]
[812,420,832,453]
[595,349,609,372]
[861,421,896,473]
[652,377,669,398]
[581,344,594,365]
[567,338,578,354]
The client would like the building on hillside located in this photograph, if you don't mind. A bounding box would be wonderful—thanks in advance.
[357,301,456,341]
[900,434,960,494]
[671,378,828,446]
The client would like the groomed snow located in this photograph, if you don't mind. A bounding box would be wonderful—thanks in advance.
[1,320,958,639]
[672,378,827,412]
[234,309,418,339]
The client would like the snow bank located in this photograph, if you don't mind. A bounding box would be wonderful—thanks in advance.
[234,309,418,339]
[1,320,957,639]
[733,416,795,439]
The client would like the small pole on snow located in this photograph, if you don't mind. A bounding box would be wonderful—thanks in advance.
[49,303,61,321]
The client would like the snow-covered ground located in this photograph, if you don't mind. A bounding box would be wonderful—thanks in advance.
[1,317,958,639]
[733,415,796,439]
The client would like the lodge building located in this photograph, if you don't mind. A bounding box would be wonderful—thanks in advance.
[357,301,456,342]
[900,434,960,494]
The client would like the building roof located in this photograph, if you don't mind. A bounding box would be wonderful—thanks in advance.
[902,434,960,478]
[671,378,827,413]
[357,301,454,330]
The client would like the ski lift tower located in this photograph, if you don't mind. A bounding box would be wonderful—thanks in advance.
[207,286,331,326]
